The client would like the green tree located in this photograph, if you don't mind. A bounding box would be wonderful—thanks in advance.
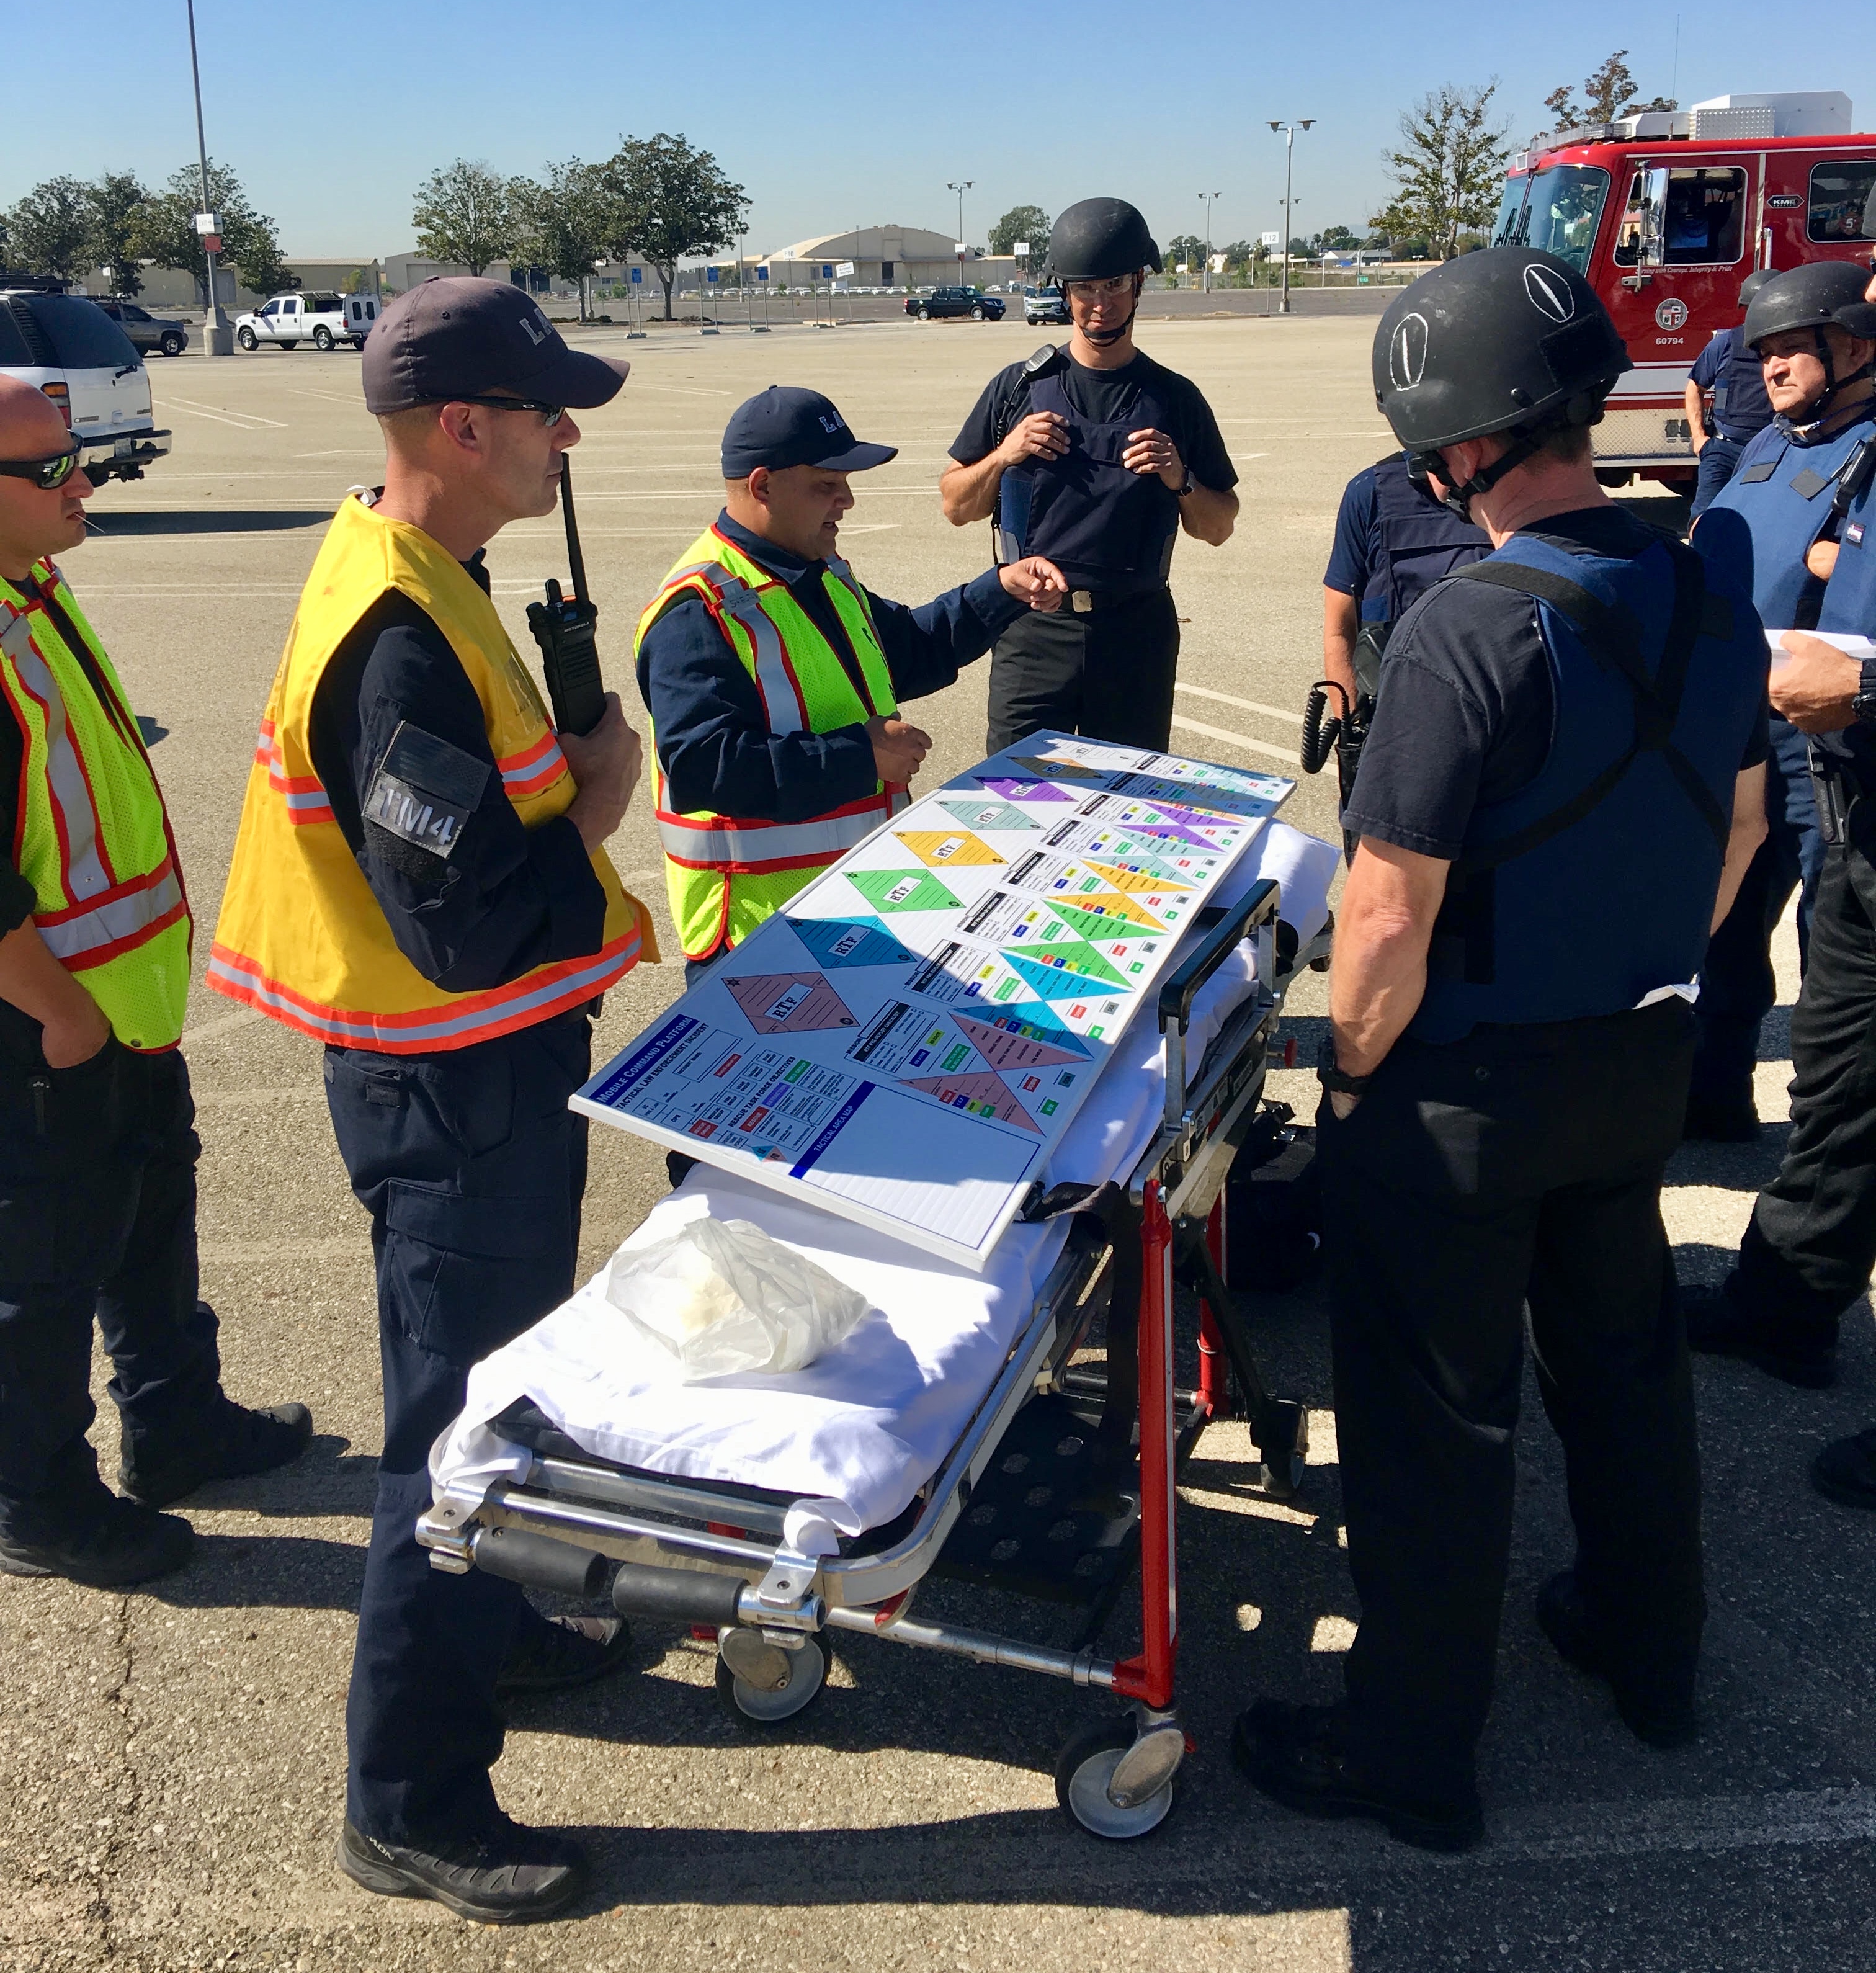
[1543,50,1676,132]
[411,159,522,277]
[988,204,1051,264]
[516,159,615,320]
[128,161,291,303]
[1318,224,1359,252]
[597,132,747,320]
[1164,231,1205,276]
[1370,81,1510,261]
[84,171,150,295]
[5,177,91,280]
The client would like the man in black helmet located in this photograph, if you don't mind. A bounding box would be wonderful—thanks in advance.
[1233,248,1770,1852]
[1685,259,1876,1139]
[1684,269,1777,520]
[940,197,1239,753]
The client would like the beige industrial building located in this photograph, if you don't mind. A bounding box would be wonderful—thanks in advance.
[735,225,1026,289]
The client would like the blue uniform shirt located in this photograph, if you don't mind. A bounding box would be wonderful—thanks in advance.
[1324,467,1383,615]
[636,510,1025,821]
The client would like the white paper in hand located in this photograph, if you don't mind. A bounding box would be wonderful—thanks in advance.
[604,1216,870,1380]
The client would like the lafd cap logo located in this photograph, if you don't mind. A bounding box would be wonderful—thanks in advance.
[1523,262,1576,323]
[1389,312,1429,390]
[1655,297,1689,331]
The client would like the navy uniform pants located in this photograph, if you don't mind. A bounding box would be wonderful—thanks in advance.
[325,1006,592,1845]
[986,587,1179,754]
[1691,716,1825,1116]
[1724,812,1876,1346]
[1689,435,1745,522]
[0,1044,220,1542]
[1321,1000,1704,1807]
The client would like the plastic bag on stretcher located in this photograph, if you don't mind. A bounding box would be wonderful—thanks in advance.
[603,1215,872,1380]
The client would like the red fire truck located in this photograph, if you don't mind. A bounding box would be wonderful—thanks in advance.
[1491,91,1876,488]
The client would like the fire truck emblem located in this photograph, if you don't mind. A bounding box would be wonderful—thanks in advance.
[1388,312,1429,389]
[1655,297,1689,331]
[1523,264,1576,323]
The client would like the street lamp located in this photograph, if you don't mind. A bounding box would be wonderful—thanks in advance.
[185,0,233,356]
[947,179,973,282]
[1198,190,1221,293]
[1267,120,1315,316]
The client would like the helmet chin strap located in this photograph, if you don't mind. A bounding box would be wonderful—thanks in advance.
[1079,273,1145,347]
[1412,426,1548,522]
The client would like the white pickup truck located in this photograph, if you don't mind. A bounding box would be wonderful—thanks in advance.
[235,291,380,352]
[0,287,170,483]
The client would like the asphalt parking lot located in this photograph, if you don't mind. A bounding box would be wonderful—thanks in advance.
[3,310,1871,1972]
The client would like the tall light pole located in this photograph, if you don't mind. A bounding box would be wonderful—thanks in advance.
[1267,120,1314,316]
[947,178,973,284]
[186,0,233,356]
[1198,190,1221,293]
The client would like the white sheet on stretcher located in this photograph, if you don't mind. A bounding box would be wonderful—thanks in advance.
[432,820,1336,1554]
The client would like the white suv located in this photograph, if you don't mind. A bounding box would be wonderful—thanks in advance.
[236,291,379,352]
[0,289,170,483]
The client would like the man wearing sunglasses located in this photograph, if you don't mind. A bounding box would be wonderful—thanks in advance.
[940,196,1240,753]
[210,280,655,1923]
[0,374,313,1590]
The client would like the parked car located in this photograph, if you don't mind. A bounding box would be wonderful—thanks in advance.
[1025,284,1071,326]
[92,298,189,357]
[236,291,378,351]
[904,286,1006,321]
[0,287,170,483]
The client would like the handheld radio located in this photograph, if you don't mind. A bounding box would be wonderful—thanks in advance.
[525,455,607,736]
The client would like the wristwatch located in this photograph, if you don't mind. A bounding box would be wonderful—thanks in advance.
[1315,1034,1372,1096]
[1175,465,1195,498]
[1854,657,1876,725]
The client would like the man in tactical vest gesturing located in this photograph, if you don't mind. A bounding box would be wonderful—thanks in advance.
[1235,251,1770,1851]
[940,197,1240,754]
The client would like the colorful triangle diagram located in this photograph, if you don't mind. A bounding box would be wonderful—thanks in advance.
[1052,900,1160,944]
[1006,941,1130,993]
[1110,815,1214,849]
[978,776,1071,803]
[1133,798,1236,833]
[1009,754,1106,781]
[785,914,917,970]
[895,828,1005,868]
[847,866,962,915]
[953,1009,1090,1068]
[1084,857,1190,895]
[723,971,860,1035]
[1058,888,1170,929]
[938,797,1040,833]
[900,1069,1040,1132]
[1004,955,1106,1003]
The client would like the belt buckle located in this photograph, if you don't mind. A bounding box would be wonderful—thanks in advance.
[1071,589,1094,614]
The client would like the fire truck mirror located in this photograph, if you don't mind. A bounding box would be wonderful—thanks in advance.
[1638,168,1671,270]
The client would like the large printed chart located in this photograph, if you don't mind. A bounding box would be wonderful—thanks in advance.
[574,734,1293,1269]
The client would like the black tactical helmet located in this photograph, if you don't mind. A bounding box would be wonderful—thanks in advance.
[1373,248,1630,470]
[1736,268,1776,310]
[1742,260,1872,350]
[1049,199,1163,282]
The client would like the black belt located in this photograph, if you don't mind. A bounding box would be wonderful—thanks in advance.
[1063,585,1164,614]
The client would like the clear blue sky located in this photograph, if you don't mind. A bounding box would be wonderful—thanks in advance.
[6,1,1873,259]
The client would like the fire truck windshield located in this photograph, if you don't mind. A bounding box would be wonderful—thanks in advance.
[1512,166,1611,271]
[1491,177,1530,248]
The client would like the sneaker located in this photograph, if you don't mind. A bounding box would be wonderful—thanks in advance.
[1534,1570,1697,1748]
[120,1397,314,1509]
[496,1614,633,1698]
[1229,1698,1484,1853]
[1811,1427,1876,1511]
[336,1816,588,1924]
[1681,1283,1836,1389]
[1681,1094,1761,1143]
[0,1495,193,1587]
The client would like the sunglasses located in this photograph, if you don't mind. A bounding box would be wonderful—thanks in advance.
[447,395,566,427]
[0,449,82,491]
[1064,275,1138,302]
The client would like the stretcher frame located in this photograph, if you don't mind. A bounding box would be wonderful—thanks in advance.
[418,877,1325,1838]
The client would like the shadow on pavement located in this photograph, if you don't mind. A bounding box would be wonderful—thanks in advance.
[86,511,334,535]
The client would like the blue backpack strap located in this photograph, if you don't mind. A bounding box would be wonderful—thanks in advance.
[1444,545,1729,866]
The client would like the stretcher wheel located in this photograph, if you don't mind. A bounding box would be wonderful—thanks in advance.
[715,1634,827,1725]
[1055,1718,1177,1840]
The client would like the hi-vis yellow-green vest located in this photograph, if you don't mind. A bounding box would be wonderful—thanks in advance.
[635,524,907,960]
[0,562,192,1051]
[210,493,655,1052]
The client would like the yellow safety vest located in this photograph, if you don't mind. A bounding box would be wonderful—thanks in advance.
[210,493,654,1052]
[635,524,906,960]
[0,563,192,1051]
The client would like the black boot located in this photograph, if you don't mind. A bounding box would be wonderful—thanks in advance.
[1681,1282,1836,1389]
[1812,1427,1876,1510]
[1535,1570,1697,1748]
[0,1494,192,1587]
[336,1816,588,1923]
[120,1395,314,1508]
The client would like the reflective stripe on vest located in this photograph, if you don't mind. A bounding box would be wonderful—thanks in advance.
[0,569,192,1049]
[654,789,904,871]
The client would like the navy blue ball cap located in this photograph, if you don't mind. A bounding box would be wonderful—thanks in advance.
[720,386,897,477]
[362,276,630,414]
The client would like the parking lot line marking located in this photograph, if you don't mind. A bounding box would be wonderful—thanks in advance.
[1170,714,1301,766]
[166,397,288,430]
[1176,682,1303,724]
[287,388,368,408]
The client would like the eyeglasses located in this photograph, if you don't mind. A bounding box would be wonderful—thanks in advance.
[447,395,566,426]
[0,449,81,491]
[1064,274,1137,303]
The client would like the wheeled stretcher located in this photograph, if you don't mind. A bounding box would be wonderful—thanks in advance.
[421,824,1335,1838]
